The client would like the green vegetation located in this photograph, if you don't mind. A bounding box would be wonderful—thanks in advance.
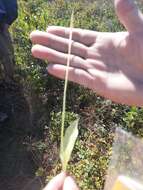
[9,0,143,189]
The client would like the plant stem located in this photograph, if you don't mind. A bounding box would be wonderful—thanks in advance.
[61,10,74,170]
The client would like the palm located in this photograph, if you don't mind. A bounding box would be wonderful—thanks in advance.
[84,31,143,105]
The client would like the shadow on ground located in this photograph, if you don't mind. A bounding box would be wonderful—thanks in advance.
[0,80,43,190]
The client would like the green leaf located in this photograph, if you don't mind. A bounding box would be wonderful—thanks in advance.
[60,119,79,171]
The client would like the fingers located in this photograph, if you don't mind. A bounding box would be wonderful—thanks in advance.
[47,64,95,89]
[63,176,79,190]
[114,0,143,32]
[30,31,88,58]
[43,172,66,190]
[47,63,107,94]
[47,64,107,97]
[47,26,98,46]
[31,44,88,70]
[43,173,79,190]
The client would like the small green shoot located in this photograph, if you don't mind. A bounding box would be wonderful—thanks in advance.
[60,10,79,171]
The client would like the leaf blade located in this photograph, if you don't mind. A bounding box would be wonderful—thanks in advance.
[60,10,74,159]
[60,119,79,171]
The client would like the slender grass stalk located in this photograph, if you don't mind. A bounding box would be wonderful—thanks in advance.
[60,10,74,170]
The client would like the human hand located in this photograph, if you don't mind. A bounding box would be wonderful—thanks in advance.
[43,172,79,190]
[30,0,143,106]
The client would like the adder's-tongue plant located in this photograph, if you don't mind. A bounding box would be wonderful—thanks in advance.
[60,10,79,172]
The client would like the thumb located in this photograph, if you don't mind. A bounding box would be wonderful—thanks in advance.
[63,176,79,190]
[114,0,143,32]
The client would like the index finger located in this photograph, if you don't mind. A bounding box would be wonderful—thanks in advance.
[47,26,98,46]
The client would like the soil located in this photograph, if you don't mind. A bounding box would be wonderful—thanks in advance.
[0,80,43,190]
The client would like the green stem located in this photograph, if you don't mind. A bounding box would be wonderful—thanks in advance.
[61,10,74,171]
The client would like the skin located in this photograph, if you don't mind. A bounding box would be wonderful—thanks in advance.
[43,172,79,190]
[30,0,143,188]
